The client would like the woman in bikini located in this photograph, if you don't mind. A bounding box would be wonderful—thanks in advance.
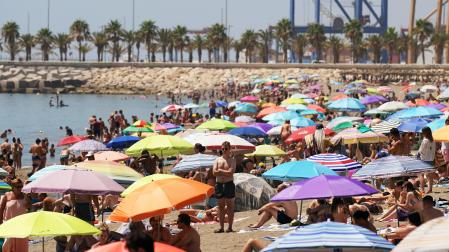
[379,181,422,222]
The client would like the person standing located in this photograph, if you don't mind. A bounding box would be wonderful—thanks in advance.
[418,127,436,193]
[213,141,236,233]
[29,138,43,175]
[280,120,291,150]
[15,138,23,170]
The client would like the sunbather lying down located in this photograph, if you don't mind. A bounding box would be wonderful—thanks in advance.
[179,206,228,223]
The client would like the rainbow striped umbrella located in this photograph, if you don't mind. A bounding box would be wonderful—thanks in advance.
[307,153,362,172]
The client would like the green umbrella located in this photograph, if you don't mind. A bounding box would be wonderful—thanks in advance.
[196,119,237,131]
[126,135,194,157]
[123,125,154,134]
[332,121,354,132]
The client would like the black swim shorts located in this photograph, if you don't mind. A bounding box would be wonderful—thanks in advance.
[277,210,293,224]
[215,181,235,199]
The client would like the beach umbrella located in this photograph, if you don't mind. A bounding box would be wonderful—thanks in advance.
[433,125,449,141]
[262,161,337,182]
[370,120,401,134]
[281,98,306,105]
[377,86,393,93]
[388,107,443,120]
[248,123,273,133]
[157,123,180,131]
[262,111,299,122]
[175,129,210,138]
[120,174,178,197]
[240,95,259,102]
[366,87,380,94]
[235,103,259,114]
[245,145,286,157]
[328,98,366,112]
[405,92,420,100]
[106,135,140,149]
[160,104,182,112]
[331,93,349,101]
[290,117,316,127]
[262,221,394,252]
[364,108,390,116]
[182,103,199,109]
[132,120,150,127]
[235,116,255,123]
[406,99,430,107]
[378,101,409,112]
[68,139,109,152]
[331,128,388,145]
[299,109,321,116]
[426,117,446,131]
[109,178,214,222]
[392,216,449,252]
[93,151,130,162]
[420,84,437,93]
[27,165,70,182]
[233,173,276,211]
[426,103,447,110]
[123,125,154,134]
[352,155,435,180]
[326,116,364,129]
[0,168,10,178]
[307,153,362,173]
[285,127,335,144]
[22,169,124,195]
[397,118,429,132]
[130,132,158,138]
[284,104,308,111]
[126,135,193,157]
[56,135,87,147]
[196,118,237,131]
[0,181,11,190]
[307,104,326,113]
[267,126,298,136]
[215,100,228,107]
[227,101,241,108]
[185,133,255,151]
[291,93,310,99]
[271,175,378,201]
[171,153,218,174]
[360,95,388,105]
[257,106,287,119]
[438,88,449,99]
[229,126,267,138]
[332,121,354,132]
[86,240,185,252]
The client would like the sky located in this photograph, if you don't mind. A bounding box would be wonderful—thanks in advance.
[0,0,440,38]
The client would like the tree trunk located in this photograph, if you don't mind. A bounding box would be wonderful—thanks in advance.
[283,47,288,63]
[180,48,184,62]
[235,51,240,63]
[151,51,156,62]
[136,45,140,62]
[421,42,426,64]
[198,48,202,63]
[208,49,212,62]
[189,51,193,62]
[162,47,167,62]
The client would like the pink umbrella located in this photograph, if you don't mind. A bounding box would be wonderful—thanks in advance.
[22,169,124,195]
[240,95,259,102]
[161,104,182,113]
[94,151,130,162]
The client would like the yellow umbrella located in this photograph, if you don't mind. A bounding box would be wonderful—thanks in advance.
[281,98,306,105]
[126,135,194,157]
[71,160,143,183]
[130,132,158,138]
[433,126,449,142]
[245,145,286,157]
[121,174,178,197]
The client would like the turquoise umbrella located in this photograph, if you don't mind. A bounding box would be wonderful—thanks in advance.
[328,98,366,112]
[234,103,258,114]
[290,117,316,127]
[299,109,321,116]
[262,111,299,121]
[28,165,71,181]
[426,117,446,131]
[285,104,308,111]
[388,106,443,120]
[262,161,337,182]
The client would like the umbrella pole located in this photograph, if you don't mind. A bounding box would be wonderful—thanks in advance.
[42,237,44,252]
[395,197,400,228]
[299,200,303,227]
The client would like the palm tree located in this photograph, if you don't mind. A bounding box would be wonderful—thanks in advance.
[20,34,34,61]
[122,30,135,62]
[173,25,187,62]
[90,32,108,62]
[431,32,447,64]
[149,43,158,62]
[135,31,144,62]
[327,36,344,63]
[69,19,89,61]
[414,19,434,64]
[158,28,171,62]
[139,20,158,62]
[168,33,175,62]
[77,44,92,61]
[184,36,194,62]
[35,28,53,61]
[1,22,20,61]
[53,33,71,61]
[205,36,213,62]
[383,27,398,63]
[307,23,327,61]
[397,33,409,63]
[344,20,363,63]
[232,39,243,63]
[365,35,383,63]
[193,35,203,63]
[241,29,257,63]
[291,34,307,63]
[257,29,272,63]
[274,18,292,63]
[207,23,226,62]
[105,20,124,62]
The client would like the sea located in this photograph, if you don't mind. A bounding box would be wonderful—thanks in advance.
[0,93,206,166]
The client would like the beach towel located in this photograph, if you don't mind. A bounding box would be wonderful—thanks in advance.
[237,223,295,233]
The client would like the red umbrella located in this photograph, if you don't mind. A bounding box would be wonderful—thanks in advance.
[57,135,87,147]
[307,104,326,113]
[285,127,335,144]
[406,99,430,107]
[257,106,287,119]
[87,240,185,252]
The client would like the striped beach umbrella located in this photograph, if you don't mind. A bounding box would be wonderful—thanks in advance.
[331,128,388,145]
[262,221,394,252]
[353,155,435,180]
[68,139,109,152]
[307,153,362,172]
[262,161,337,182]
[171,153,218,174]
[327,98,366,112]
[371,120,401,134]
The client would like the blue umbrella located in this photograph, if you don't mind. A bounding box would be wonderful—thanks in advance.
[327,98,367,112]
[234,103,258,114]
[28,165,71,181]
[262,221,394,252]
[262,111,299,122]
[285,104,308,111]
[215,100,228,107]
[262,161,337,182]
[353,155,435,180]
[397,118,429,132]
[405,92,421,100]
[106,135,141,149]
[290,117,316,127]
[388,106,443,120]
[299,109,321,116]
[171,153,218,173]
[229,126,267,137]
[426,117,447,131]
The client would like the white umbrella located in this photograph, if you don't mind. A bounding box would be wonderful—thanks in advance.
[326,117,364,129]
[227,101,241,108]
[235,115,256,123]
[184,133,255,151]
[182,103,199,109]
[267,125,298,136]
[378,101,409,112]
[420,84,437,93]
[68,140,108,152]
[438,88,449,100]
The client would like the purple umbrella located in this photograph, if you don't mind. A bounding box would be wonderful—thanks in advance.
[22,169,124,195]
[308,84,321,91]
[360,95,388,105]
[271,175,378,201]
[161,123,180,130]
[426,103,447,110]
[248,123,273,133]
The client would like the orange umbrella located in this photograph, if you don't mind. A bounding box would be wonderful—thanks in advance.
[406,99,430,107]
[331,93,348,101]
[307,104,326,113]
[94,151,130,162]
[109,178,214,222]
[261,102,277,108]
[87,240,185,252]
[257,106,287,119]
